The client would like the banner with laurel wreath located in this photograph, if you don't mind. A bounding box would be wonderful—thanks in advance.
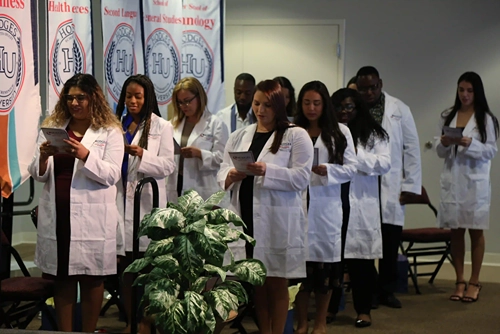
[142,0,183,118]
[181,0,224,115]
[0,0,41,197]
[102,0,144,111]
[47,0,93,113]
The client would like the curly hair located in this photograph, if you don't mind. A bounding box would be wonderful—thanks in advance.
[115,74,161,150]
[42,73,121,130]
[171,77,208,128]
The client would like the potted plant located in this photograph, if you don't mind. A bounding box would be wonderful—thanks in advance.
[125,190,267,334]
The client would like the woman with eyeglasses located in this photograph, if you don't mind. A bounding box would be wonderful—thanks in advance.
[28,73,124,332]
[329,88,390,328]
[291,81,357,334]
[166,77,229,205]
[218,80,313,334]
[114,74,176,333]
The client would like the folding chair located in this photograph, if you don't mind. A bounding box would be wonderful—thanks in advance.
[399,186,453,294]
[0,230,57,329]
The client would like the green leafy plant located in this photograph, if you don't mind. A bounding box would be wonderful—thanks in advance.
[125,190,267,334]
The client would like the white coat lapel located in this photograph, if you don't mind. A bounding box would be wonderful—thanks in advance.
[80,126,103,151]
[462,113,477,137]
[239,124,257,153]
[187,111,209,147]
[173,117,184,147]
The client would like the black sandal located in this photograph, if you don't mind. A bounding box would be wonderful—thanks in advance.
[449,281,466,301]
[462,282,482,303]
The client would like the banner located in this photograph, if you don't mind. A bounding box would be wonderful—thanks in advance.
[142,0,183,118]
[0,0,41,197]
[102,0,144,110]
[181,0,224,114]
[47,0,93,112]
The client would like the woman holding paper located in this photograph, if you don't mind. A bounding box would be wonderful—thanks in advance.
[436,72,499,303]
[292,81,357,334]
[166,77,229,206]
[28,73,124,332]
[328,88,390,328]
[115,74,176,332]
[218,79,313,334]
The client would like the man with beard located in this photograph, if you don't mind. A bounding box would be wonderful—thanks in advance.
[356,66,421,309]
[217,73,256,132]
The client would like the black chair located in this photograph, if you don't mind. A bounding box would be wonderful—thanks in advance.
[399,186,453,294]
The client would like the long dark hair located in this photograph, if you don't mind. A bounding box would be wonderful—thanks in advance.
[273,76,296,117]
[441,72,499,143]
[254,80,294,154]
[331,88,388,147]
[295,81,346,164]
[115,74,161,150]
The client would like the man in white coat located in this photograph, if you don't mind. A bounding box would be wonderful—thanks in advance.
[356,66,422,309]
[216,73,256,132]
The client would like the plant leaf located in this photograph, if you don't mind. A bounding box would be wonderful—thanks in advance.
[156,300,187,334]
[177,189,204,214]
[173,234,204,281]
[152,254,179,274]
[238,230,256,246]
[189,226,227,267]
[205,208,246,227]
[203,264,227,282]
[139,208,186,237]
[204,190,226,207]
[215,280,248,305]
[203,306,217,334]
[210,224,241,243]
[144,237,175,258]
[180,217,206,234]
[183,291,207,333]
[138,208,162,237]
[145,278,180,298]
[167,201,185,214]
[132,273,149,287]
[123,257,152,274]
[145,289,178,316]
[205,289,239,321]
[191,276,210,294]
[229,259,267,286]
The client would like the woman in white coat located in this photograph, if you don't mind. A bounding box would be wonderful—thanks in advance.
[115,74,176,332]
[331,88,391,327]
[28,73,124,332]
[292,81,357,334]
[218,80,313,334]
[436,72,498,303]
[167,77,229,206]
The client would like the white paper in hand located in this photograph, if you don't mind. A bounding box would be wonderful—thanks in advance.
[229,151,255,175]
[443,126,463,139]
[41,128,71,149]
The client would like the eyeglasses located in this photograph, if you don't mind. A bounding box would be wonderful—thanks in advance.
[65,94,88,104]
[177,94,198,108]
[335,104,356,113]
[357,82,380,94]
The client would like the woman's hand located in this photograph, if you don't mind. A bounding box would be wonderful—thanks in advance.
[458,137,472,147]
[247,162,266,176]
[125,144,144,158]
[39,141,59,161]
[63,138,90,161]
[312,164,328,176]
[181,147,202,159]
[440,135,454,147]
[225,168,247,189]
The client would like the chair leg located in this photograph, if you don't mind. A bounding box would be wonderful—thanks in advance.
[401,242,421,294]
[428,251,448,284]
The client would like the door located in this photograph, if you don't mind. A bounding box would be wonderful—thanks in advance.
[224,20,345,107]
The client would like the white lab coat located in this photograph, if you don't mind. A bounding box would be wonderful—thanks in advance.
[217,124,313,278]
[435,113,498,229]
[28,121,124,276]
[380,92,422,226]
[167,110,229,206]
[344,133,391,259]
[116,114,176,254]
[306,124,357,263]
[217,103,255,133]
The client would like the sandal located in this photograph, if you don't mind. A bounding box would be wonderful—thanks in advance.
[462,282,482,303]
[449,281,467,301]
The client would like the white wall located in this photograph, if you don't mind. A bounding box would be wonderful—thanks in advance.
[226,0,500,255]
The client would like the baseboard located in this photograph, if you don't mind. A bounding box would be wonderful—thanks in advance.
[12,232,37,246]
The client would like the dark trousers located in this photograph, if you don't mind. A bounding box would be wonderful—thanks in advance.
[375,223,403,296]
[346,259,375,315]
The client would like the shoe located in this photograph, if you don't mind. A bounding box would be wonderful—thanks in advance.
[462,282,482,303]
[379,293,402,308]
[371,294,379,309]
[449,281,467,301]
[355,319,372,328]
